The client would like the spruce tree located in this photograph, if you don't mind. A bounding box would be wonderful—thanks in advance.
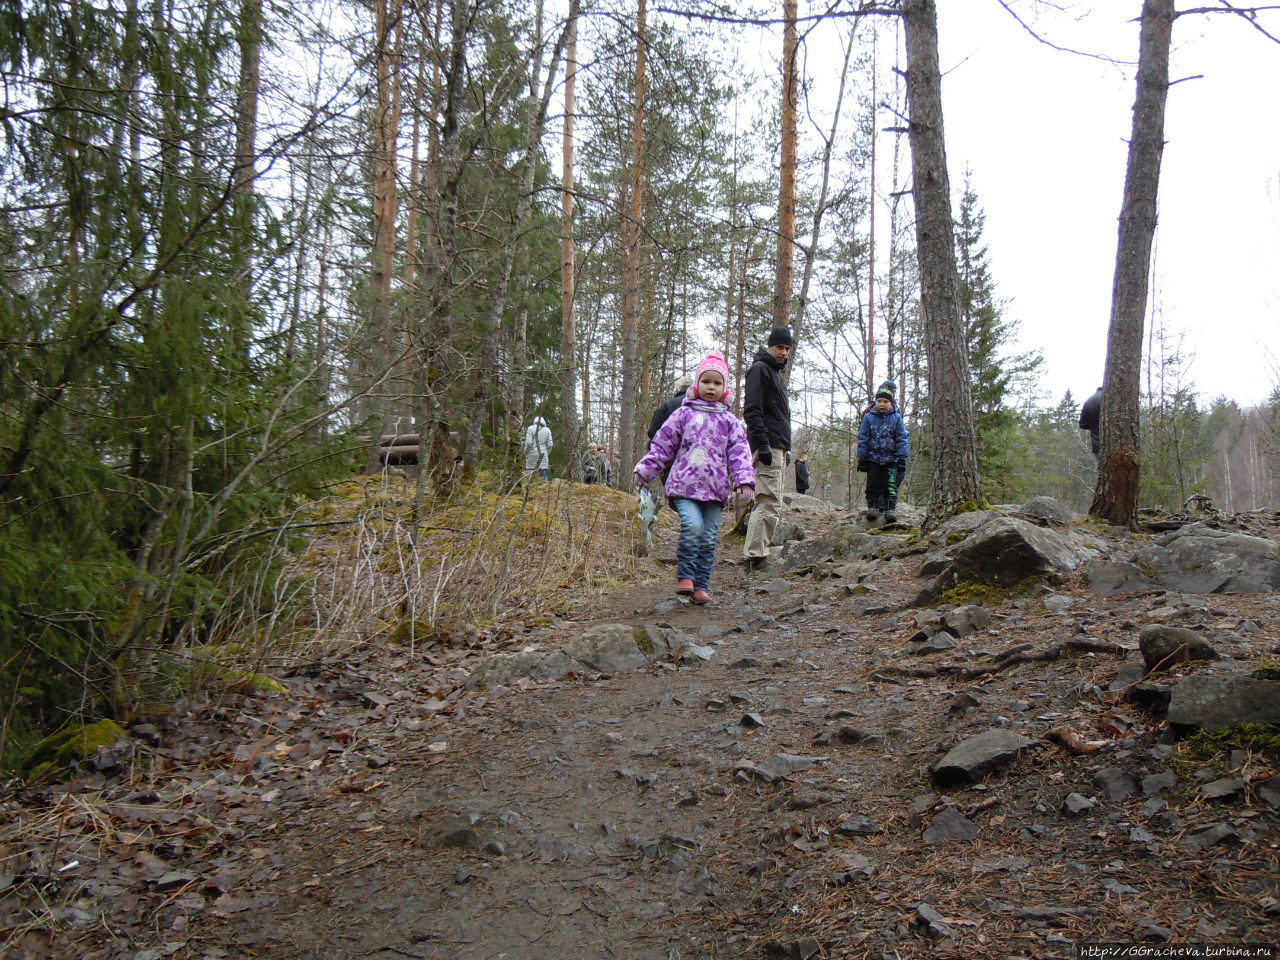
[954,178,1041,502]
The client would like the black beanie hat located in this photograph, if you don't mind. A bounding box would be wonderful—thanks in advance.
[768,326,794,347]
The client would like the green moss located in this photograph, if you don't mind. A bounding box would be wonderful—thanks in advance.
[1176,723,1280,769]
[224,669,287,694]
[934,581,1005,606]
[634,626,655,657]
[387,620,436,645]
[22,718,126,774]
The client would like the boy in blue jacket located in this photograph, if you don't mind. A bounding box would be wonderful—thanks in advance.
[857,385,909,523]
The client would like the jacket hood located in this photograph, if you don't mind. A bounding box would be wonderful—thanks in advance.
[754,347,785,370]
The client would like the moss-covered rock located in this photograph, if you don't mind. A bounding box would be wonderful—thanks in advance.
[22,718,126,776]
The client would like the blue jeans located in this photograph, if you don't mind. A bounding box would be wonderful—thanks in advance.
[673,498,723,591]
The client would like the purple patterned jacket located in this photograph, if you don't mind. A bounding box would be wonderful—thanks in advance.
[634,397,755,506]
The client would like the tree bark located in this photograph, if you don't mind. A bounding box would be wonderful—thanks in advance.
[792,26,854,362]
[618,0,646,492]
[902,0,980,527]
[365,0,402,470]
[415,0,467,489]
[773,0,798,336]
[1091,0,1173,528]
[560,3,581,475]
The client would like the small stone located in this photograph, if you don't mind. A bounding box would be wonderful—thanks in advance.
[1177,822,1236,850]
[1062,792,1096,816]
[1093,767,1138,802]
[1102,878,1141,896]
[1141,769,1177,796]
[922,808,979,842]
[915,903,953,940]
[835,816,883,837]
[1200,777,1245,801]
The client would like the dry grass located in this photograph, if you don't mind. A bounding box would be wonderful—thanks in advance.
[277,475,665,659]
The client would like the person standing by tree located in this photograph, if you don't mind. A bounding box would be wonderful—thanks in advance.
[794,452,810,495]
[742,327,793,566]
[581,442,606,484]
[648,376,693,445]
[643,375,692,508]
[523,416,553,481]
[1079,387,1102,459]
[857,386,910,523]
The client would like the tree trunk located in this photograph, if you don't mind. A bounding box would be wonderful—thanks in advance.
[618,0,646,492]
[415,0,467,489]
[902,0,980,527]
[560,3,581,473]
[1090,0,1173,528]
[866,23,877,398]
[792,27,854,358]
[232,0,260,196]
[773,0,798,337]
[365,0,402,471]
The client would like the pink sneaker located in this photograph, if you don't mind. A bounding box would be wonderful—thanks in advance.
[691,589,712,605]
[676,578,694,596]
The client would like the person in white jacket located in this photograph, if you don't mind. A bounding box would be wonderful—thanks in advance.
[522,416,553,480]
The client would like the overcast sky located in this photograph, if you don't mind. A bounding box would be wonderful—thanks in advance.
[935,2,1280,409]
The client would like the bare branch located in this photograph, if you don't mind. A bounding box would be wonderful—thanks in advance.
[993,0,1138,65]
[650,1,897,29]
[1176,2,1280,44]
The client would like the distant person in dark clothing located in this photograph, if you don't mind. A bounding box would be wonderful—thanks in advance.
[743,326,794,563]
[1079,387,1102,459]
[794,452,810,495]
[857,386,909,523]
[648,376,694,444]
[644,375,693,505]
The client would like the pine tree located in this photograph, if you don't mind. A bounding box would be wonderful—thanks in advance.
[954,178,1041,501]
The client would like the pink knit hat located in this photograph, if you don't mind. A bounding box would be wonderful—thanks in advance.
[688,350,732,406]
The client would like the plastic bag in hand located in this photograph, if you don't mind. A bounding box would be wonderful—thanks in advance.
[637,486,659,526]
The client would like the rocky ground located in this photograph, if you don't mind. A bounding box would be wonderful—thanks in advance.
[3,495,1280,959]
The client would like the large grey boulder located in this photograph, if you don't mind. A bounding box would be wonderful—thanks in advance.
[1167,674,1280,730]
[464,624,694,689]
[1133,524,1280,594]
[917,516,1100,601]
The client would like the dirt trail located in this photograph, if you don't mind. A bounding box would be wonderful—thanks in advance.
[7,510,1280,959]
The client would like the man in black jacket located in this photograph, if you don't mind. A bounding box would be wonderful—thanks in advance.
[1079,387,1102,459]
[742,327,793,564]
[794,451,810,495]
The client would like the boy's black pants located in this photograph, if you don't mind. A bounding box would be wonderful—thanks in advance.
[866,461,893,508]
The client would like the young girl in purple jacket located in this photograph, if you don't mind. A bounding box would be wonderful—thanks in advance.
[634,351,755,604]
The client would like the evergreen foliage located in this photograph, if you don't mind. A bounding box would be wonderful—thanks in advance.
[0,0,348,761]
[954,178,1042,502]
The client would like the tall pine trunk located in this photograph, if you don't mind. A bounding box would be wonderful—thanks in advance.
[559,3,581,476]
[618,0,646,491]
[773,0,798,338]
[902,0,979,527]
[1091,0,1173,528]
[365,0,402,470]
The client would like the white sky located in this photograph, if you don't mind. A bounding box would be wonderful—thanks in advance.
[935,2,1280,409]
